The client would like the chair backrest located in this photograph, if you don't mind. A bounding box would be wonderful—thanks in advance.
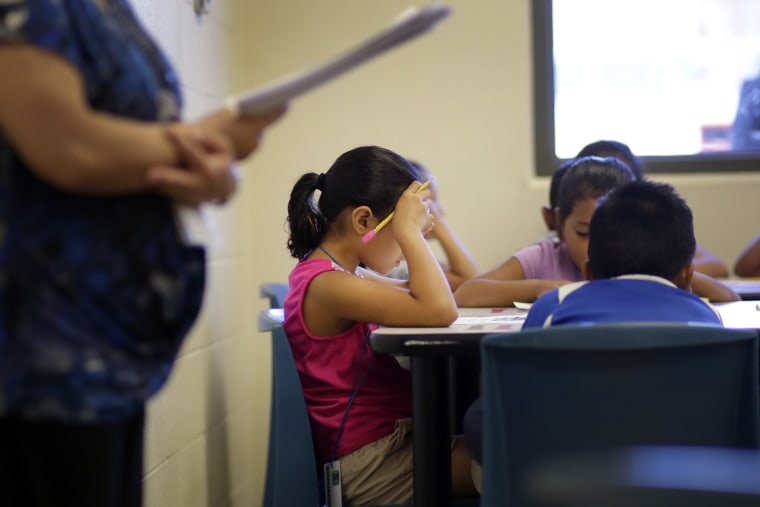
[262,315,321,507]
[479,322,760,507]
[260,282,289,309]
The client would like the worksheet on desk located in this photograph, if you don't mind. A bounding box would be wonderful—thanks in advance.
[454,314,526,331]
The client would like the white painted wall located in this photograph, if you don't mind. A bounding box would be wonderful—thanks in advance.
[132,1,760,506]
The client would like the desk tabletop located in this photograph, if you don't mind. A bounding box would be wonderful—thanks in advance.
[714,300,760,330]
[369,307,526,355]
[264,300,760,334]
[720,278,760,300]
[370,301,760,355]
[371,307,527,336]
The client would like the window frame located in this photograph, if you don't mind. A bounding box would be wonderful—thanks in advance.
[532,0,760,177]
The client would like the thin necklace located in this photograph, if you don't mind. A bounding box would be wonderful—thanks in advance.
[318,245,353,274]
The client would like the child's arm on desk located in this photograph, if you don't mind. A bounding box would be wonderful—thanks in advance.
[691,272,740,302]
[693,245,729,278]
[734,233,760,277]
[454,256,568,307]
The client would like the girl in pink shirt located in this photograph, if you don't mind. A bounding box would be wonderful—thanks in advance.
[283,146,476,505]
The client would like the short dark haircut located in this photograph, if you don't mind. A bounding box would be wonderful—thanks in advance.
[588,180,696,281]
[576,140,644,180]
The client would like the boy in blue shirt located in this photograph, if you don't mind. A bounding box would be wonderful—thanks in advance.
[523,179,722,328]
[464,180,721,490]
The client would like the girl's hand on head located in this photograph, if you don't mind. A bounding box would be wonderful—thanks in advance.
[423,200,444,239]
[146,126,237,206]
[391,181,433,237]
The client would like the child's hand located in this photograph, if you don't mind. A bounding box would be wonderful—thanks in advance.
[423,200,445,239]
[534,279,571,299]
[391,181,434,238]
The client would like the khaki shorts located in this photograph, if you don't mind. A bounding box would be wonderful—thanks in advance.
[339,418,414,505]
[339,419,463,505]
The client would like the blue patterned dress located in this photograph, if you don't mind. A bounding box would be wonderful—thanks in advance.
[0,0,206,422]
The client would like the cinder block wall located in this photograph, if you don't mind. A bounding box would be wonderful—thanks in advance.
[132,2,271,506]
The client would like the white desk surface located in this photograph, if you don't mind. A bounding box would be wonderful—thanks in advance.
[370,307,527,336]
[267,307,284,322]
[372,301,760,335]
[721,278,760,300]
[265,301,760,335]
[714,300,760,330]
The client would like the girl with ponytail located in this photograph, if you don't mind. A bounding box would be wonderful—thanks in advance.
[283,145,475,505]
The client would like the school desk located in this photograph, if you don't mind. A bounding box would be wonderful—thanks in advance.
[368,301,760,507]
[369,307,527,507]
[722,278,760,301]
[261,303,760,507]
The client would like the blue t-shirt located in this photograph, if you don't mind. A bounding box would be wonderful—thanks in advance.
[522,275,722,329]
[464,275,723,465]
[0,0,205,422]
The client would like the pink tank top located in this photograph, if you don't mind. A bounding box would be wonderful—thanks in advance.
[283,258,413,464]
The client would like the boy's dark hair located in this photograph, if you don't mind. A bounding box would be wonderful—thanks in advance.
[588,180,696,281]
[556,156,635,224]
[576,140,644,180]
[286,146,420,260]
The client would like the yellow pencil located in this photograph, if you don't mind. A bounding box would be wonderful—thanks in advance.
[361,179,432,243]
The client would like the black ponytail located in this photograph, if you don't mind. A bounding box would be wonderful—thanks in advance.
[287,173,327,260]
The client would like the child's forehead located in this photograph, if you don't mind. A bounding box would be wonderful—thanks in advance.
[566,196,599,218]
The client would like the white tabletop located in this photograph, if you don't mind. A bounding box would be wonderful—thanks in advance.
[714,300,760,330]
[372,301,760,336]
[371,307,527,336]
[721,278,760,300]
[264,301,760,335]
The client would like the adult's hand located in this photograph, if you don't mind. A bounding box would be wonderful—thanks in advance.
[197,105,287,160]
[146,126,237,206]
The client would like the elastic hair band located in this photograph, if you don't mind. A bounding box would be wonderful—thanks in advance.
[315,173,326,191]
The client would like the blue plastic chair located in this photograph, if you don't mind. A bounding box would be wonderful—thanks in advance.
[260,311,322,507]
[259,310,472,507]
[479,323,760,507]
[259,282,289,309]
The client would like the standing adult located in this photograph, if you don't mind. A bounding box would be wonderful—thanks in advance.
[0,1,285,506]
